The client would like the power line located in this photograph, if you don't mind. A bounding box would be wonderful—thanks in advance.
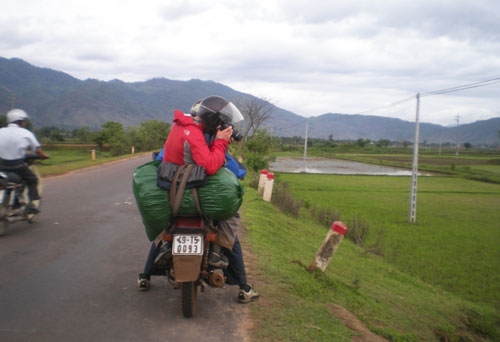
[421,77,500,97]
[357,95,415,114]
[355,76,500,114]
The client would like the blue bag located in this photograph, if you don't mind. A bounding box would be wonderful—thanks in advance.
[225,152,246,180]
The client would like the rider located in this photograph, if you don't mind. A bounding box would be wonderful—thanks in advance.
[190,97,259,303]
[138,96,259,303]
[0,109,49,213]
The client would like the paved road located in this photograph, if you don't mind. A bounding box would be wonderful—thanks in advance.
[0,154,248,342]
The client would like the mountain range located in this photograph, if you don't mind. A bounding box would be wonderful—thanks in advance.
[1,57,498,146]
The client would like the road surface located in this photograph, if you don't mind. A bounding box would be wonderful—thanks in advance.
[0,154,249,342]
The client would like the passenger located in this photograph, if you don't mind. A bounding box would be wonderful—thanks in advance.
[138,96,259,303]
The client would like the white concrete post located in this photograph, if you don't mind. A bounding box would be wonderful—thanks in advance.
[308,221,348,272]
[262,172,275,202]
[131,146,135,154]
[91,149,96,161]
[257,169,268,196]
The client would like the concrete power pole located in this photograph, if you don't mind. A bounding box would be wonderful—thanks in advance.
[455,115,460,158]
[303,118,308,172]
[409,93,420,224]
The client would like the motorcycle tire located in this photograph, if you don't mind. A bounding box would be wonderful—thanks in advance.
[0,194,10,235]
[180,281,197,318]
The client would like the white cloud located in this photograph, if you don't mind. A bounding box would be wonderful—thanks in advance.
[1,0,499,125]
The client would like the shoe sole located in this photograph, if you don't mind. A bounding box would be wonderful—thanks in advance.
[137,280,150,291]
[238,296,259,303]
[238,292,260,303]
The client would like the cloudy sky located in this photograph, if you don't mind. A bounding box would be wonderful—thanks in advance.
[2,0,500,125]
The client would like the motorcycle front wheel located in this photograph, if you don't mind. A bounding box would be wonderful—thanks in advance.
[0,190,10,235]
[180,281,197,318]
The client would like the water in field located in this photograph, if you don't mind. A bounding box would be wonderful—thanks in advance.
[269,157,419,176]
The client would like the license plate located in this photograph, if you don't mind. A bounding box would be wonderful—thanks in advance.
[172,234,203,255]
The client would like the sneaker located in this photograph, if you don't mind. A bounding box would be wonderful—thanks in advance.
[208,245,229,268]
[137,273,150,291]
[238,285,260,303]
[25,204,40,215]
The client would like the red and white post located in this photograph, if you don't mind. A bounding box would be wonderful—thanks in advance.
[262,172,275,202]
[257,169,268,196]
[308,221,348,272]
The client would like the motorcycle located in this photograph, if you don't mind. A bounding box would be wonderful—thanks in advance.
[0,154,44,236]
[155,216,226,318]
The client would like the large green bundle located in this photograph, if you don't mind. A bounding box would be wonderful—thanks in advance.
[132,161,244,241]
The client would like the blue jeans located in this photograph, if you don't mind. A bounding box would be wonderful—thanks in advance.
[142,243,166,277]
[223,235,247,287]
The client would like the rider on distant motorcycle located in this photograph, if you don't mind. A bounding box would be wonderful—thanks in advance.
[0,109,49,213]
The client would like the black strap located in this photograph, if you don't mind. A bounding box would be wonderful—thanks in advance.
[169,164,202,217]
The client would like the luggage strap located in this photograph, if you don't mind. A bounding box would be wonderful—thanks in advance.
[169,164,202,217]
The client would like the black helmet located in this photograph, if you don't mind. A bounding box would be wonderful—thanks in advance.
[195,96,244,132]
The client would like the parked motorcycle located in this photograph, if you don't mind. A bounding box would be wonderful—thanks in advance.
[0,154,44,236]
[155,216,226,318]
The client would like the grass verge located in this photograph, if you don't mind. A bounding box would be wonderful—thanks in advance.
[240,174,499,341]
[36,147,149,177]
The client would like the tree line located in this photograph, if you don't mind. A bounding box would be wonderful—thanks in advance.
[0,96,276,172]
[2,100,497,172]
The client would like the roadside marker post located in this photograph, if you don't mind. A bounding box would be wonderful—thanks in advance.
[308,221,348,272]
[257,169,268,196]
[91,149,96,161]
[262,172,275,202]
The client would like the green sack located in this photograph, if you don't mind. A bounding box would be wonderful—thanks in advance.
[132,161,245,241]
[132,160,171,241]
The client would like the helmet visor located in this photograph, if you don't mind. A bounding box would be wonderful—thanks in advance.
[216,101,244,125]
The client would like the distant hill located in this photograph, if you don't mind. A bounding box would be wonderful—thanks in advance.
[1,57,499,146]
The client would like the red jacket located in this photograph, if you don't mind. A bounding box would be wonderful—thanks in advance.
[162,110,228,175]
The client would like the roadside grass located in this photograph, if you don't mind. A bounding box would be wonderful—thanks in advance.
[37,146,145,177]
[241,184,499,341]
[273,173,500,308]
[34,146,500,340]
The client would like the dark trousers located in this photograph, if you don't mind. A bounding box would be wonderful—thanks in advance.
[223,235,247,288]
[142,235,247,288]
[142,243,166,277]
[0,163,40,202]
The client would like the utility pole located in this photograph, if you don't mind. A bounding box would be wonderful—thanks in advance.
[303,118,309,172]
[409,93,420,224]
[455,115,460,158]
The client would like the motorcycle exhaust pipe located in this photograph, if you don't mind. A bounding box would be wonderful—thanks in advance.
[208,269,226,288]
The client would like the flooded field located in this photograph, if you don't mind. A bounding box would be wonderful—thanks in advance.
[269,156,417,176]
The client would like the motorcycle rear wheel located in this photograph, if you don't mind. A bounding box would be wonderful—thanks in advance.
[180,281,197,318]
[0,220,6,236]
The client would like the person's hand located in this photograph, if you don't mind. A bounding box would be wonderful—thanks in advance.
[216,125,233,141]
